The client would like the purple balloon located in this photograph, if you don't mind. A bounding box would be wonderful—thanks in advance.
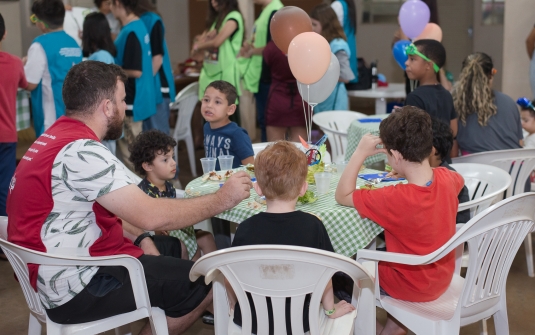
[399,0,430,39]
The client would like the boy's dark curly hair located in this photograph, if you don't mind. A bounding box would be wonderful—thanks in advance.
[128,129,177,176]
[379,106,433,163]
[31,0,65,29]
[431,118,453,161]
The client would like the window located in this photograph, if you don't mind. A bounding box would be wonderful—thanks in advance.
[482,0,504,25]
[362,0,404,24]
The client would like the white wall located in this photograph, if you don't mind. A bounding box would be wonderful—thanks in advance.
[157,0,189,66]
[502,0,534,99]
[0,1,23,57]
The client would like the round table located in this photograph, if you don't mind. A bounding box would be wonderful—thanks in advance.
[347,83,405,115]
[345,115,388,166]
[184,169,402,257]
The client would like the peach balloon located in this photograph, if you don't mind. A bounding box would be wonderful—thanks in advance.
[414,23,443,42]
[288,32,331,85]
[270,6,313,54]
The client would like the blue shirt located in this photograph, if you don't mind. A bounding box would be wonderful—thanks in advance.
[88,50,115,64]
[203,122,254,170]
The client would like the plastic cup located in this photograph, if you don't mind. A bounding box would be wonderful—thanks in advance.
[336,161,349,175]
[200,157,217,174]
[314,172,332,195]
[218,155,234,171]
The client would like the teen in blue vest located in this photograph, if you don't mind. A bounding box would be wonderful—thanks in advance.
[24,0,82,137]
[135,0,177,135]
[111,0,156,167]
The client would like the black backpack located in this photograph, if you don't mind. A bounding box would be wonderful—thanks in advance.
[345,57,372,91]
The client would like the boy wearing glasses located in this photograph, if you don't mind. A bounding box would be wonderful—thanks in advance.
[405,39,458,159]
[24,0,82,137]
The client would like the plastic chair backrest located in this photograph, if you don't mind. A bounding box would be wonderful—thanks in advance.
[450,163,512,217]
[190,245,374,335]
[172,82,199,139]
[312,111,367,162]
[0,216,47,323]
[453,149,535,197]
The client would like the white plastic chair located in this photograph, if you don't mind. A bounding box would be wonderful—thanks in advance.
[357,193,535,335]
[312,111,367,162]
[170,82,199,177]
[453,149,535,277]
[450,163,512,218]
[0,216,168,335]
[189,245,376,335]
[252,142,332,163]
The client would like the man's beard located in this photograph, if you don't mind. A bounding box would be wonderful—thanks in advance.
[103,104,124,141]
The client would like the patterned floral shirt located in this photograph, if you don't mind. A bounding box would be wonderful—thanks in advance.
[37,140,134,308]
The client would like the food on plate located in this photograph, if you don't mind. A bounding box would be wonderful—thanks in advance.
[297,190,317,205]
[360,184,379,190]
[245,163,254,172]
[201,170,234,182]
[247,200,263,210]
[224,169,234,179]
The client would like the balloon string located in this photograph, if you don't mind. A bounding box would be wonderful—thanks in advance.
[307,85,312,144]
[300,85,309,146]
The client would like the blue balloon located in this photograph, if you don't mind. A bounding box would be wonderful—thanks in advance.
[392,40,411,70]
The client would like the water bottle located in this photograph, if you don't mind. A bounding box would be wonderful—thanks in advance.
[371,60,378,90]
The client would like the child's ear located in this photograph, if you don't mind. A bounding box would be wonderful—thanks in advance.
[432,147,440,157]
[298,181,308,197]
[226,104,237,116]
[142,162,153,172]
[253,182,263,196]
[391,149,403,163]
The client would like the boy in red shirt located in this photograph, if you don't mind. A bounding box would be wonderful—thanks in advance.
[335,106,464,335]
[0,13,28,218]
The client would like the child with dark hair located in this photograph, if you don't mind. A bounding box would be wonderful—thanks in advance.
[405,39,458,156]
[24,0,82,137]
[129,129,217,261]
[201,80,254,170]
[0,12,28,244]
[82,12,116,63]
[429,118,470,223]
[336,106,464,335]
[111,0,156,170]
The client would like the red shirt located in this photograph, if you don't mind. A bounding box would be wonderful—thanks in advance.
[0,51,27,142]
[353,167,464,302]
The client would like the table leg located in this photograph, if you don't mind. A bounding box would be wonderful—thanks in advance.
[375,98,387,115]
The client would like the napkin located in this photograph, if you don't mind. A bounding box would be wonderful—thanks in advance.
[358,118,383,123]
[358,173,405,182]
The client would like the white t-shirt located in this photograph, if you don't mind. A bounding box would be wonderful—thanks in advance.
[525,133,535,149]
[25,42,57,132]
[37,139,134,308]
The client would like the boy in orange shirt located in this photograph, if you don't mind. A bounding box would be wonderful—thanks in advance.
[335,106,464,335]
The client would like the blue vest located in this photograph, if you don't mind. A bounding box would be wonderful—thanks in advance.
[30,31,82,136]
[339,0,358,83]
[114,19,156,121]
[315,39,350,113]
[140,12,176,103]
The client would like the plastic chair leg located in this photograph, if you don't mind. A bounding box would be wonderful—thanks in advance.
[492,308,510,335]
[525,233,534,277]
[185,133,197,177]
[149,307,169,335]
[479,319,488,335]
[28,313,42,335]
[114,324,132,335]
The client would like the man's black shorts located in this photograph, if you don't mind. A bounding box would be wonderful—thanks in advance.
[46,235,211,324]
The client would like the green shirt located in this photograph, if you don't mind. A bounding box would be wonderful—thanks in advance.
[198,11,244,103]
[238,0,283,93]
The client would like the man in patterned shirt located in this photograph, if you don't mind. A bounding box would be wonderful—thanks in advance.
[7,61,252,334]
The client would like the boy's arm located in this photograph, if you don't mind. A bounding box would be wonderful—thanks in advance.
[241,156,254,166]
[24,43,46,91]
[335,134,386,207]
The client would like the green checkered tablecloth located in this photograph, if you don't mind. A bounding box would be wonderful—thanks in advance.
[16,89,31,131]
[344,115,389,165]
[185,169,405,257]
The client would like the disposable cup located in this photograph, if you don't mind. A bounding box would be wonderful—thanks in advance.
[314,172,332,195]
[218,155,234,171]
[336,161,349,175]
[200,157,217,174]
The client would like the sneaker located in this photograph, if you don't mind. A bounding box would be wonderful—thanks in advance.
[202,312,214,325]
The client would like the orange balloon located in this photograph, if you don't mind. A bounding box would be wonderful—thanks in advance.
[270,6,313,54]
[414,23,443,42]
[288,32,331,85]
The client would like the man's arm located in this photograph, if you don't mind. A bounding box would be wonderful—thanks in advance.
[97,171,252,232]
[122,219,160,256]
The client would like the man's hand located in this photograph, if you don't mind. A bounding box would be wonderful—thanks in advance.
[216,171,252,209]
[139,237,160,256]
[355,134,387,158]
